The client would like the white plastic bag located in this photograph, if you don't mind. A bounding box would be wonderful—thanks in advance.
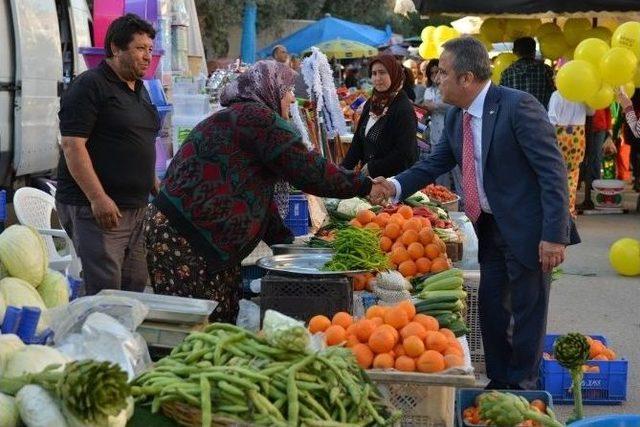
[236,299,260,332]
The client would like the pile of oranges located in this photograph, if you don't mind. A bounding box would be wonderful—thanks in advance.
[308,300,465,373]
[348,206,450,278]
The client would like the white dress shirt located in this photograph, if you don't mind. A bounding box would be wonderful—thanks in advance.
[390,81,492,214]
[547,90,587,126]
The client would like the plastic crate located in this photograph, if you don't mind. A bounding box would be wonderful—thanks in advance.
[241,264,265,297]
[570,415,640,427]
[259,272,352,322]
[284,194,309,236]
[456,389,554,427]
[463,271,484,374]
[539,334,628,405]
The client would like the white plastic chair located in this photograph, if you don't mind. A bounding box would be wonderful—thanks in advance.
[12,187,82,278]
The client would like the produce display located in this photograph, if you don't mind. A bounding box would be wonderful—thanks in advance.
[543,335,618,373]
[308,300,466,373]
[411,268,469,337]
[322,227,389,272]
[552,333,591,422]
[132,323,401,426]
[421,184,459,204]
[468,391,563,427]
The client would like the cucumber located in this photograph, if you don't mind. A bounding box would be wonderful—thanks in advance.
[422,277,464,292]
[414,295,459,307]
[417,300,465,312]
[418,289,467,301]
[419,309,456,317]
[422,268,463,286]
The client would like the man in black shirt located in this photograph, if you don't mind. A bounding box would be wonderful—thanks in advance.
[56,14,160,294]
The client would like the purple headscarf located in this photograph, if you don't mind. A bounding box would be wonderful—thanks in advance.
[220,60,297,113]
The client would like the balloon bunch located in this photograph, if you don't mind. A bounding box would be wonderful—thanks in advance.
[418,25,460,59]
[556,22,640,107]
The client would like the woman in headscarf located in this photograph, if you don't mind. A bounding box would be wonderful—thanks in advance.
[341,55,418,178]
[145,61,372,322]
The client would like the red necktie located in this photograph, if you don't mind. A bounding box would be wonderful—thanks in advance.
[462,112,481,222]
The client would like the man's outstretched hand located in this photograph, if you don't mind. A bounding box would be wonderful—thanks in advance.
[369,177,396,206]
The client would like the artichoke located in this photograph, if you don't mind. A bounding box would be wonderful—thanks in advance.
[0,360,130,425]
[478,391,564,427]
[553,333,590,422]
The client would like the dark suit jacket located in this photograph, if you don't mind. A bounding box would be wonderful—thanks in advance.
[395,84,580,269]
[341,90,417,178]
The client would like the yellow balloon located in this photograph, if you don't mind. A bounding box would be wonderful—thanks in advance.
[434,25,453,45]
[563,48,574,61]
[622,81,636,98]
[419,42,438,60]
[586,84,614,109]
[600,47,638,86]
[609,238,640,276]
[556,60,600,102]
[584,27,613,44]
[491,68,503,85]
[473,34,493,52]
[574,38,610,68]
[527,19,542,34]
[536,22,562,38]
[493,52,518,74]
[563,18,592,46]
[505,19,533,41]
[599,17,619,32]
[539,33,570,60]
[421,26,435,43]
[480,18,506,43]
[612,21,640,58]
[633,67,640,88]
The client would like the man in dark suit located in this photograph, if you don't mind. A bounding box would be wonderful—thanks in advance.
[370,37,579,389]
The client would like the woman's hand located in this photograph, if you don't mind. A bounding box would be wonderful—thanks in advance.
[615,87,633,109]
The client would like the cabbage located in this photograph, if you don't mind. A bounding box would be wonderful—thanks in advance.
[0,225,48,286]
[37,269,70,308]
[0,278,48,333]
[4,345,68,377]
[262,310,310,353]
[0,291,5,324]
[0,334,25,377]
[0,392,19,427]
[336,197,372,217]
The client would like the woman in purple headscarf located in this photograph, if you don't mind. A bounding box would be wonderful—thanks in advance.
[145,61,371,322]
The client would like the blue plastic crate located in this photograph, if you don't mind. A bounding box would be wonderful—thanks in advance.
[241,264,265,296]
[570,415,640,427]
[456,388,553,427]
[284,194,309,236]
[539,334,628,405]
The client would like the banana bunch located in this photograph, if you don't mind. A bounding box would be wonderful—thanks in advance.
[412,268,468,337]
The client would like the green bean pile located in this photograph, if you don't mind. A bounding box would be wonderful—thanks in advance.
[322,227,390,272]
[132,323,401,427]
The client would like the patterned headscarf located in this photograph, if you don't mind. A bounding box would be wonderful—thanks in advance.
[368,55,405,117]
[220,60,296,114]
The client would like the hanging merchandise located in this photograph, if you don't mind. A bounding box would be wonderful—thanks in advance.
[290,102,312,150]
[157,0,172,84]
[170,0,189,75]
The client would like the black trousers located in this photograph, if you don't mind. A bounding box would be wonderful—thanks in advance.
[476,213,551,389]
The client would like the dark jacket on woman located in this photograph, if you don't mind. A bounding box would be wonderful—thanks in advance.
[155,102,372,272]
[341,90,418,177]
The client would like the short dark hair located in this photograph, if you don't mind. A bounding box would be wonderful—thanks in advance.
[104,14,156,58]
[442,36,492,81]
[513,37,536,58]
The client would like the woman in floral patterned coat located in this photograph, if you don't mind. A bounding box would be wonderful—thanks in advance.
[145,60,371,322]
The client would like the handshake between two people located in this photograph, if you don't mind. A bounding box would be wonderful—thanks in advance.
[368,177,397,206]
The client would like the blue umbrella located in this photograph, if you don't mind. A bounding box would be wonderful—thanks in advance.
[240,0,257,63]
[258,15,392,58]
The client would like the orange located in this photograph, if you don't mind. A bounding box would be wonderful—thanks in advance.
[430,257,449,273]
[391,247,411,265]
[379,236,393,252]
[530,399,547,413]
[403,335,426,357]
[374,212,391,227]
[444,346,464,357]
[355,319,377,343]
[589,340,605,359]
[352,343,374,369]
[396,300,417,320]
[384,307,410,330]
[400,229,419,246]
[378,324,400,344]
[346,323,357,337]
[332,312,353,329]
[425,331,449,353]
[391,241,405,252]
[415,257,432,274]
[394,355,416,372]
[368,328,396,354]
[356,209,376,225]
[414,314,439,332]
[348,218,363,228]
[424,243,441,260]
[308,315,331,333]
[383,223,402,240]
[407,242,425,260]
[364,222,380,230]
[444,354,464,369]
[402,218,422,232]
[419,217,431,229]
[439,328,456,340]
[371,317,384,327]
[366,305,387,320]
[400,322,428,340]
[434,236,447,252]
[601,348,616,360]
[418,228,434,245]
[398,205,414,220]
[447,338,464,353]
[352,274,366,291]
[372,353,395,369]
[416,350,445,373]
[593,354,609,361]
[393,343,406,357]
[345,335,360,348]
[389,213,406,226]
[398,260,417,277]
[325,325,346,346]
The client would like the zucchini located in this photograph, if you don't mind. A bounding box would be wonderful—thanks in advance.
[418,289,467,301]
[416,300,465,312]
[422,268,463,285]
[418,309,456,317]
[422,277,464,292]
